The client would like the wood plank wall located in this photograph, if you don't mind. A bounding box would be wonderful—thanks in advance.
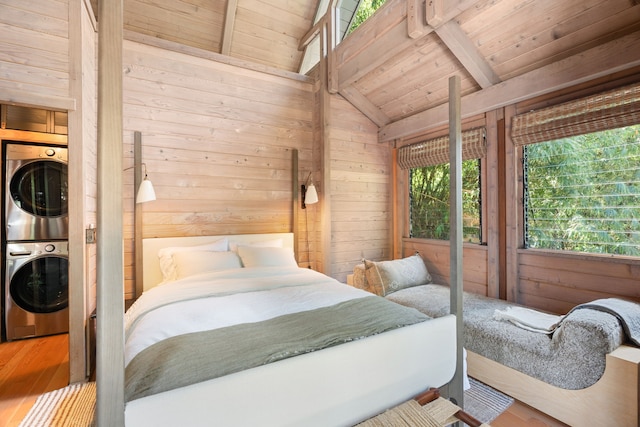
[121,39,315,298]
[0,0,73,110]
[517,251,640,314]
[402,240,489,296]
[326,93,391,282]
[80,1,98,321]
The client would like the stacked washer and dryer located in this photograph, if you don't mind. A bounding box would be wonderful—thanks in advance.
[3,142,69,341]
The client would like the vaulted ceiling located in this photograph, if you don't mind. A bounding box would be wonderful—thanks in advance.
[89,0,358,73]
[91,0,640,136]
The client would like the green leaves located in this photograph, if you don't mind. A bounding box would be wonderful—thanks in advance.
[410,160,481,242]
[525,125,640,256]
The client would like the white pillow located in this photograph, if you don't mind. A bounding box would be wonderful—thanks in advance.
[229,238,283,252]
[158,238,229,282]
[237,246,297,268]
[173,251,242,279]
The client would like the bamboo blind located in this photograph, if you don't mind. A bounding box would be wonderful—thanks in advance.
[512,83,640,146]
[397,127,486,169]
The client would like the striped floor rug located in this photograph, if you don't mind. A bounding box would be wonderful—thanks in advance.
[19,382,95,427]
[464,377,514,424]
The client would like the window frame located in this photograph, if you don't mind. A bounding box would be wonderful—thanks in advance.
[398,124,489,246]
[511,81,640,260]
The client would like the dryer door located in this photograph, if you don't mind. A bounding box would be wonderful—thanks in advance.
[9,255,68,314]
[10,160,68,217]
[7,158,68,240]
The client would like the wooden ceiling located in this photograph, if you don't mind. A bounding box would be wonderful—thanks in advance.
[89,0,326,72]
[91,0,640,136]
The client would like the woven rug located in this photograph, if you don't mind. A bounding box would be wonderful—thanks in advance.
[19,377,512,426]
[464,377,514,424]
[19,382,95,427]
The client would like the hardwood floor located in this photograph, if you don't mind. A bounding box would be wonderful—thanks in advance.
[0,334,69,427]
[0,334,568,426]
[492,400,569,426]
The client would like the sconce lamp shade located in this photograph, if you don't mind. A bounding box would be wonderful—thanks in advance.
[136,178,156,203]
[304,183,318,205]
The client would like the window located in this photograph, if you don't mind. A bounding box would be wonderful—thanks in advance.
[347,0,386,36]
[410,160,482,242]
[398,127,485,243]
[524,125,640,256]
[512,82,640,256]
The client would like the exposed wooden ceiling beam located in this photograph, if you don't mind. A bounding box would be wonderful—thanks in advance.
[300,0,330,50]
[338,22,429,89]
[435,20,500,88]
[408,0,427,39]
[426,0,481,29]
[335,0,414,87]
[379,31,640,142]
[221,0,239,55]
[336,0,484,90]
[339,85,391,126]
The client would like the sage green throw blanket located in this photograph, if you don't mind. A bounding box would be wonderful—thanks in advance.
[125,295,428,402]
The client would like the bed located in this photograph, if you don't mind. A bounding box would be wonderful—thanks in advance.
[123,233,458,426]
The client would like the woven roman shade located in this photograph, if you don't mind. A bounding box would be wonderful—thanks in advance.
[511,83,640,146]
[397,127,486,169]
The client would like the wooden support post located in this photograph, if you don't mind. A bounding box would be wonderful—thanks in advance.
[327,8,339,94]
[449,75,464,410]
[292,149,299,263]
[96,0,125,425]
[319,16,332,275]
[134,131,143,300]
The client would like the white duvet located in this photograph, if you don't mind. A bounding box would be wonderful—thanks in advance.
[124,267,372,366]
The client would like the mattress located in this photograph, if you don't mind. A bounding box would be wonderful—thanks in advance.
[124,266,457,426]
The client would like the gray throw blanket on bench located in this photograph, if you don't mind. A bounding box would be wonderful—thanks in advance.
[125,295,428,402]
[563,298,640,346]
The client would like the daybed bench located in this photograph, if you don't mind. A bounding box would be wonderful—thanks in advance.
[349,256,640,427]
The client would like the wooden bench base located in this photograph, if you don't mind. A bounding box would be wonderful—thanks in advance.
[467,345,640,426]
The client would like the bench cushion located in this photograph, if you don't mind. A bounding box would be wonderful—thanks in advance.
[386,284,625,389]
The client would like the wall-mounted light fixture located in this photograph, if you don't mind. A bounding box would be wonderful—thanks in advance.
[301,172,318,209]
[135,163,156,203]
[124,163,156,204]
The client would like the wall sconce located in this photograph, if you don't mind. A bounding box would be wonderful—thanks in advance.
[301,172,318,209]
[125,163,156,203]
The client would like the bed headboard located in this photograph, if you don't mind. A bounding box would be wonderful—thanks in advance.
[142,233,295,292]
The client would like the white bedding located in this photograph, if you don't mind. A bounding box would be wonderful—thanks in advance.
[125,267,371,365]
[125,262,458,426]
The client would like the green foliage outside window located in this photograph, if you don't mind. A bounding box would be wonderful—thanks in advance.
[347,0,387,35]
[409,160,481,242]
[525,125,640,256]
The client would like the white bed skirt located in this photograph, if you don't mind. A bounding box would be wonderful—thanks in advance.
[125,314,457,427]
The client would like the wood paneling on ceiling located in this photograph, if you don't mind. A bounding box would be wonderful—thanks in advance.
[90,0,320,72]
[338,0,640,129]
[88,0,640,138]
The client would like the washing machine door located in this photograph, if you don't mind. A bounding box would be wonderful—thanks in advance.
[9,255,68,313]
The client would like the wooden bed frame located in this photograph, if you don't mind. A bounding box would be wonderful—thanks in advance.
[467,345,640,426]
[126,232,459,426]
